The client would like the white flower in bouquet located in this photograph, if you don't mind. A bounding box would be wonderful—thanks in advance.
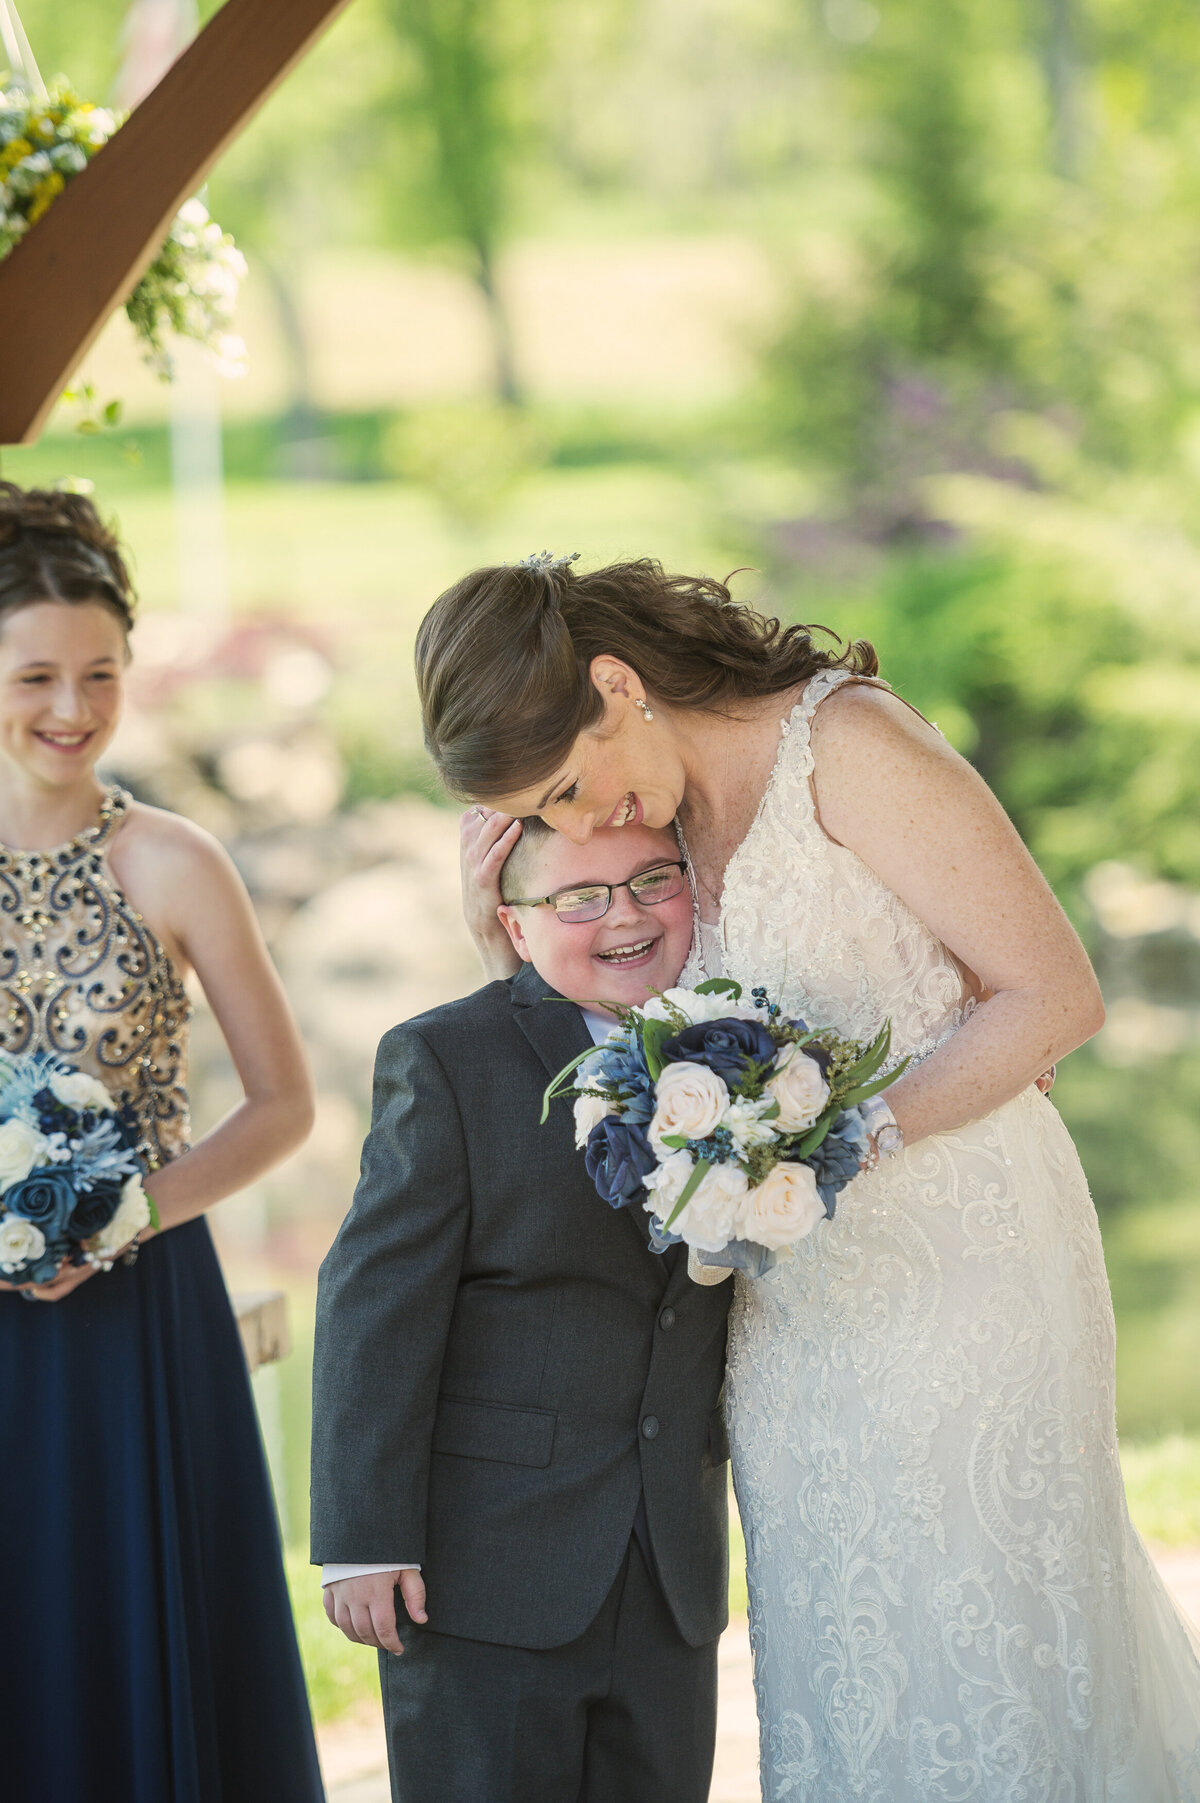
[0,1214,45,1273]
[573,1090,614,1150]
[87,1174,151,1260]
[765,1044,830,1132]
[721,1096,780,1154]
[741,1161,825,1250]
[640,987,759,1026]
[0,1117,51,1191]
[675,1161,751,1253]
[48,1070,114,1114]
[648,1061,728,1154]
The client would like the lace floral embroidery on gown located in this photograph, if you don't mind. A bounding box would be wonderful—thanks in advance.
[681,669,1200,1802]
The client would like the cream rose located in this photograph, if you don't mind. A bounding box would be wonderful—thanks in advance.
[87,1174,152,1260]
[0,1118,51,1192]
[648,1061,729,1154]
[49,1070,115,1114]
[573,1091,615,1150]
[742,1161,826,1250]
[765,1044,830,1133]
[0,1214,45,1274]
[675,1161,750,1253]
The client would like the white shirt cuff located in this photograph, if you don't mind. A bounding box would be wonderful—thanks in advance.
[321,1561,420,1586]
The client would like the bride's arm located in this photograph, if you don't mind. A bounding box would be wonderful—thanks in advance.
[460,805,523,981]
[809,684,1104,1147]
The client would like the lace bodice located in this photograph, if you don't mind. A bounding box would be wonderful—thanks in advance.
[682,667,974,1063]
[0,788,191,1168]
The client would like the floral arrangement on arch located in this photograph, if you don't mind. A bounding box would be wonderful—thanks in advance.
[0,75,246,381]
[544,977,908,1277]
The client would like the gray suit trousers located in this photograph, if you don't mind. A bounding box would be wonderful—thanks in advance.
[378,1535,719,1803]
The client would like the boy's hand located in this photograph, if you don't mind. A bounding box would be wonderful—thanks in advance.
[324,1570,428,1654]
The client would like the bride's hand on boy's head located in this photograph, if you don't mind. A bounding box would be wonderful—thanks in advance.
[459,806,524,980]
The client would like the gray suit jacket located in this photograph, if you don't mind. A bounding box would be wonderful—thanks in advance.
[310,963,731,1650]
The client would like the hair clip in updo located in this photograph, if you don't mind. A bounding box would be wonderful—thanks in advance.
[513,550,580,574]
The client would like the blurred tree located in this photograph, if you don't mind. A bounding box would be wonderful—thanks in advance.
[382,0,537,404]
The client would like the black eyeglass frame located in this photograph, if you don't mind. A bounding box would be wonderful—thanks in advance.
[506,859,689,922]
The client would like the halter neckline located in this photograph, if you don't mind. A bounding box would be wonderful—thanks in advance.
[0,784,127,865]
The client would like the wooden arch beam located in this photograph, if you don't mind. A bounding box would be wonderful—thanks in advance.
[0,0,353,444]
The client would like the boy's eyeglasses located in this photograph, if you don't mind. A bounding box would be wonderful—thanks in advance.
[508,860,688,924]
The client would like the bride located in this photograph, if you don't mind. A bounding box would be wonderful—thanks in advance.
[415,552,1200,1801]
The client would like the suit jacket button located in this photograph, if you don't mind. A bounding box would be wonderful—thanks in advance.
[641,1415,660,1440]
[659,1307,676,1330]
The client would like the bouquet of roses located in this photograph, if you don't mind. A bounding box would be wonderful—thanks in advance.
[0,1051,155,1285]
[543,978,907,1276]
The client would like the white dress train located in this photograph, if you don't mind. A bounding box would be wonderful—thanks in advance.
[681,668,1200,1802]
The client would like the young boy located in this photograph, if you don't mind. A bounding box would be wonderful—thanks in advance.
[310,819,731,1803]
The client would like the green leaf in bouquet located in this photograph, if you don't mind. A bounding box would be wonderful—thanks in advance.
[839,1060,910,1110]
[540,1046,607,1123]
[146,1190,161,1233]
[664,1157,712,1229]
[640,1017,673,1081]
[693,977,743,1001]
[836,1020,892,1091]
[759,1100,781,1121]
[660,1133,690,1149]
[793,1112,836,1158]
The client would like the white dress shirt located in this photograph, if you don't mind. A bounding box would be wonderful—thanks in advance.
[322,1004,618,1588]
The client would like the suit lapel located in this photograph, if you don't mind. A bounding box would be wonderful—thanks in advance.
[510,967,670,1288]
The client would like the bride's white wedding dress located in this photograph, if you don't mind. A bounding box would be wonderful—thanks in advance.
[681,669,1200,1801]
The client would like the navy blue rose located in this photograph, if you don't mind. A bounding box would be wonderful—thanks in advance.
[660,1017,777,1085]
[23,1237,70,1284]
[805,1113,868,1214]
[67,1179,122,1240]
[585,1117,656,1209]
[5,1169,77,1239]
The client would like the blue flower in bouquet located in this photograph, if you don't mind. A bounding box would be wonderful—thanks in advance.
[585,1117,657,1209]
[66,1178,122,1241]
[590,1037,654,1124]
[660,1016,776,1085]
[806,1112,869,1213]
[23,1239,69,1283]
[5,1169,76,1238]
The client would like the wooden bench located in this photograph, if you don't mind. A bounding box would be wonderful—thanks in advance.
[233,1288,290,1373]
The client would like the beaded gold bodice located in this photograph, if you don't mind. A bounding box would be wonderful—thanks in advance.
[0,787,191,1168]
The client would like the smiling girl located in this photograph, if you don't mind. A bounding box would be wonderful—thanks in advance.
[0,484,324,1802]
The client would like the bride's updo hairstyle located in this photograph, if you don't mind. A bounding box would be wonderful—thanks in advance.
[0,482,136,636]
[417,556,877,801]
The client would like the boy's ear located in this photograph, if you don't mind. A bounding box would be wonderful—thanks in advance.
[497,903,534,964]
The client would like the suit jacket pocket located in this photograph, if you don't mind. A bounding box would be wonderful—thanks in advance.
[707,1405,730,1467]
[431,1396,558,1468]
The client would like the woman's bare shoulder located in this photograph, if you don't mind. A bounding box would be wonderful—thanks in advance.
[110,800,241,902]
[809,678,954,764]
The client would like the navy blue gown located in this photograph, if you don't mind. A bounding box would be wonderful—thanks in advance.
[0,791,324,1803]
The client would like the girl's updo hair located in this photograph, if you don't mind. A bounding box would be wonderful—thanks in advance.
[416,556,877,801]
[0,482,136,634]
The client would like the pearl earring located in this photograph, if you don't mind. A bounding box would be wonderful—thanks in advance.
[635,697,655,722]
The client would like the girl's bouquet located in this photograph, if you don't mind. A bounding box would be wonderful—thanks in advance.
[544,979,906,1276]
[0,1052,155,1285]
